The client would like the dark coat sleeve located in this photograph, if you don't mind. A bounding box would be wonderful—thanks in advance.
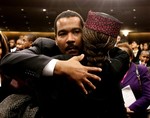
[0,37,61,79]
[108,47,130,82]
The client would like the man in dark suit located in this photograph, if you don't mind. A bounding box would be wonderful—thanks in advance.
[0,10,101,94]
[0,10,102,117]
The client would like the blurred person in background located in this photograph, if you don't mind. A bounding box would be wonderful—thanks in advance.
[115,35,121,46]
[143,42,150,51]
[136,50,150,67]
[8,38,16,52]
[22,34,37,49]
[129,40,141,63]
[16,38,24,51]
[117,42,150,118]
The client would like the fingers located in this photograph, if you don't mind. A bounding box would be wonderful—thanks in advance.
[84,78,97,90]
[86,67,102,81]
[79,72,101,94]
[87,66,102,72]
[78,79,96,95]
[87,72,101,81]
[126,107,134,113]
[79,83,88,95]
[81,68,102,94]
[71,54,84,62]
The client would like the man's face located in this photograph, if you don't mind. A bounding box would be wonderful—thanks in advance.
[139,51,150,64]
[55,17,83,56]
[9,39,16,48]
[22,36,32,49]
[130,41,139,49]
[16,39,24,51]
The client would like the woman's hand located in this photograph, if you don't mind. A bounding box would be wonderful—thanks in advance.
[126,107,134,113]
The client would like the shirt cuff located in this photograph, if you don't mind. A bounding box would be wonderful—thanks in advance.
[42,59,58,76]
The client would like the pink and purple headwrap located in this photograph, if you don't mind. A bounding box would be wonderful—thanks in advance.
[85,10,123,38]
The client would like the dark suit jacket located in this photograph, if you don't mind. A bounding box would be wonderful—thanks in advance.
[0,37,61,79]
[132,49,141,63]
[0,37,129,118]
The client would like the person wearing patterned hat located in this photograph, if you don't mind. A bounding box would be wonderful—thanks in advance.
[78,10,130,118]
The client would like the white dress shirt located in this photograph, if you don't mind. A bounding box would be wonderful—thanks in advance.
[42,59,58,76]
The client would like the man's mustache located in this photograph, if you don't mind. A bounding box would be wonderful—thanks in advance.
[65,45,78,51]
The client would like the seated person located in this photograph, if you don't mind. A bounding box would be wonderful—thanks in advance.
[136,50,150,67]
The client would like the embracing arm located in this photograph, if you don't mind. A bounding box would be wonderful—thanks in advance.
[0,47,101,94]
[109,47,130,81]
